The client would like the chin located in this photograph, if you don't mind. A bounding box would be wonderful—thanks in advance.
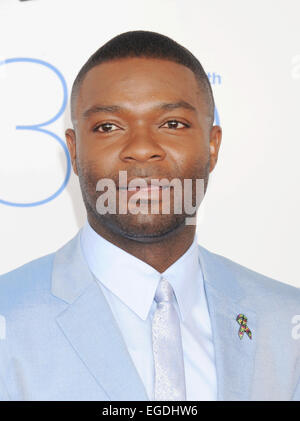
[99,213,186,242]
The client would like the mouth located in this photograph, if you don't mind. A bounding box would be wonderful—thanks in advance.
[117,178,172,201]
[118,185,170,191]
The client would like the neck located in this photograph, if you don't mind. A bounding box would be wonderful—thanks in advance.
[87,214,196,273]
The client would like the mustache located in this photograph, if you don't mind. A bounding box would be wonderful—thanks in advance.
[77,159,210,190]
[105,171,178,187]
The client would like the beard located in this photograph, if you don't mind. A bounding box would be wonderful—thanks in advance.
[76,157,210,243]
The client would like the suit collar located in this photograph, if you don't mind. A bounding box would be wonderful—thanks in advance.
[198,245,244,302]
[51,229,148,401]
[51,230,93,304]
[198,245,257,401]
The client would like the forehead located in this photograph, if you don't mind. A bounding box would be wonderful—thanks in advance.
[75,57,204,118]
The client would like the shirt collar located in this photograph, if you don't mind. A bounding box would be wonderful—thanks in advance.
[80,220,201,322]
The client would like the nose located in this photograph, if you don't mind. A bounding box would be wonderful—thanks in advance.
[119,127,166,163]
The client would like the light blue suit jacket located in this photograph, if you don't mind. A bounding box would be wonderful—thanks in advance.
[0,229,300,401]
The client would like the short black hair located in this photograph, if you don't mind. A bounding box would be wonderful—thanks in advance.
[70,30,215,125]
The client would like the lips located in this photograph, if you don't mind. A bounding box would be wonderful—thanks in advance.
[121,185,170,191]
[117,178,171,202]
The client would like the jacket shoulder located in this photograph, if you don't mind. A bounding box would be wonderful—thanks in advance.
[198,245,300,303]
[0,253,56,314]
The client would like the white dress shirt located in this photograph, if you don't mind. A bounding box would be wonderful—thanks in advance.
[80,220,217,400]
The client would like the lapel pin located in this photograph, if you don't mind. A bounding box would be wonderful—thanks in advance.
[236,313,252,340]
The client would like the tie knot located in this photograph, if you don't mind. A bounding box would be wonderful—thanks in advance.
[154,278,174,304]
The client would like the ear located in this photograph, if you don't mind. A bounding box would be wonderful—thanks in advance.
[65,128,78,175]
[209,125,222,173]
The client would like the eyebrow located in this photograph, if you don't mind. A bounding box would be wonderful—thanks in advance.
[82,100,197,119]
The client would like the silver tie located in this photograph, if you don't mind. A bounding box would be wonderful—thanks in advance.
[151,277,186,400]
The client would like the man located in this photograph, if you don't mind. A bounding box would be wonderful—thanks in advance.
[0,30,299,401]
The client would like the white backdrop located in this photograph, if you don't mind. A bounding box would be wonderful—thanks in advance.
[0,0,299,287]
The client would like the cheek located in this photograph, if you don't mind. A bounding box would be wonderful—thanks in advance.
[166,140,209,172]
[77,137,119,175]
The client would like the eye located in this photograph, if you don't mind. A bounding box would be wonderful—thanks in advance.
[93,122,120,133]
[160,120,190,129]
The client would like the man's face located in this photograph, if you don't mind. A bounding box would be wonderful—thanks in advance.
[66,57,221,241]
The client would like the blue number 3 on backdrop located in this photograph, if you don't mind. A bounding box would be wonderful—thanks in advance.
[0,58,71,207]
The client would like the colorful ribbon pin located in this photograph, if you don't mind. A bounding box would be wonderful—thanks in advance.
[236,314,252,340]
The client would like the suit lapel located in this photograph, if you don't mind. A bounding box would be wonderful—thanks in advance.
[198,246,257,401]
[52,231,148,401]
